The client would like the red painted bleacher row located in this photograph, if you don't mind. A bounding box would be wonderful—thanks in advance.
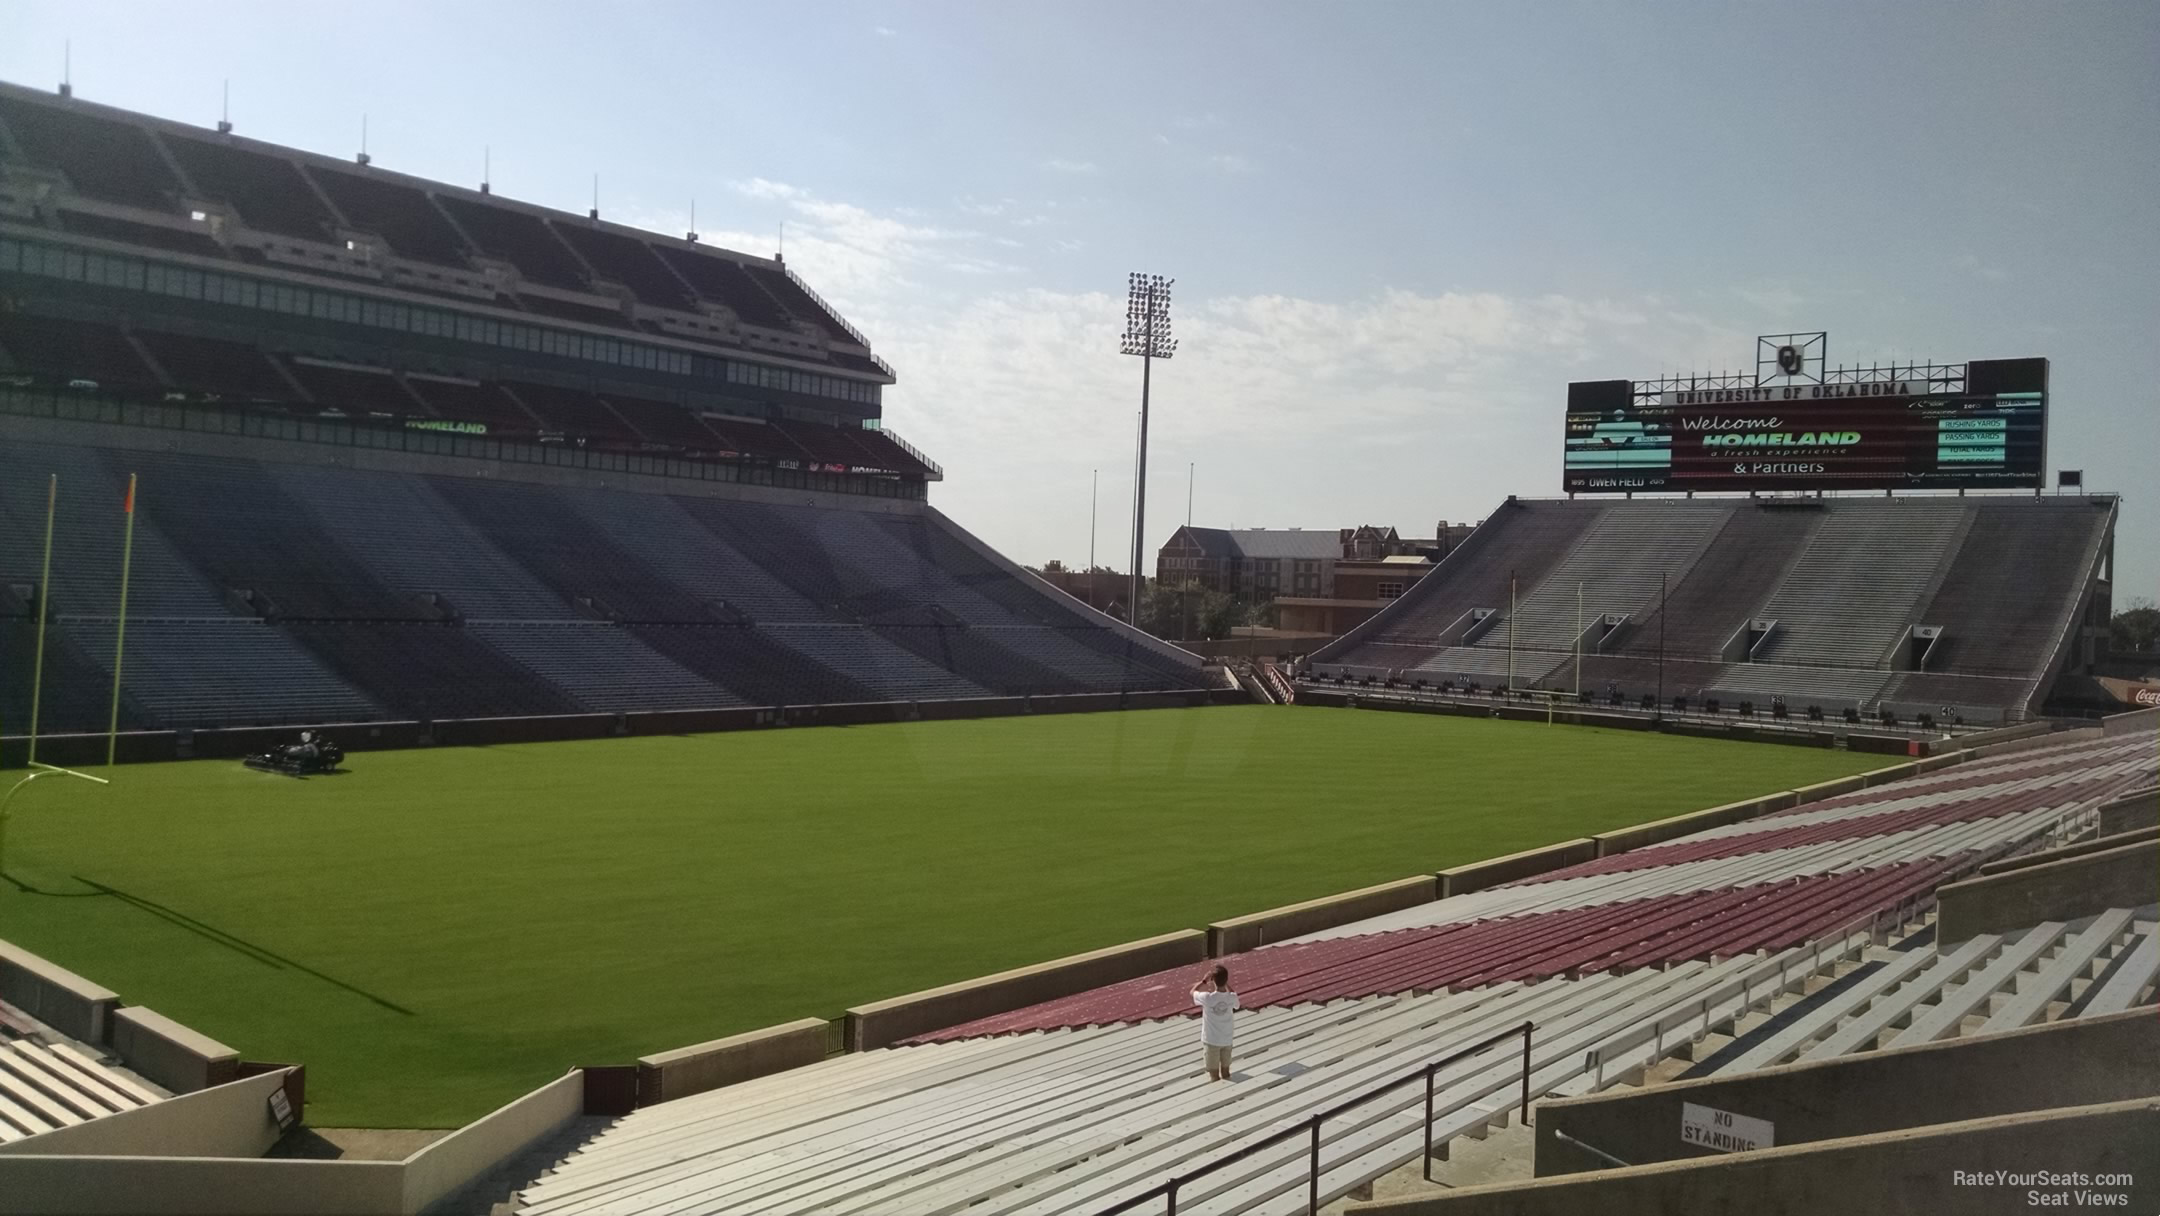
[1754,737,2142,823]
[1507,774,2126,888]
[904,856,1971,1044]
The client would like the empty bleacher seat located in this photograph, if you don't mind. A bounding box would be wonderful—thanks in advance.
[433,195,590,291]
[500,381,638,442]
[304,167,471,265]
[160,134,340,242]
[0,95,179,210]
[600,394,722,449]
[652,248,795,328]
[548,222,700,313]
[131,330,292,401]
[402,376,541,435]
[0,314,162,393]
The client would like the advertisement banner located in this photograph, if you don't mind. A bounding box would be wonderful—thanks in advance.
[1565,383,2045,494]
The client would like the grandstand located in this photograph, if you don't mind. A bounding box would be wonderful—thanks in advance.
[497,724,2156,1214]
[1306,494,2115,725]
[0,80,1207,740]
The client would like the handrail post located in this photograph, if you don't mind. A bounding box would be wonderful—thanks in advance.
[1423,1062,1436,1182]
[1309,1116,1322,1214]
[1520,1021,1532,1123]
[1165,1181,1176,1216]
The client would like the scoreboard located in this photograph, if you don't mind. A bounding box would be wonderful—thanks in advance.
[1563,357,2047,495]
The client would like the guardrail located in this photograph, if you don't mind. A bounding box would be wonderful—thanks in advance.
[779,262,876,354]
[1097,1021,1533,1216]
[872,423,944,479]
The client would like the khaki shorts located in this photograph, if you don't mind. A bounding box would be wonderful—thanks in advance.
[1205,1044,1233,1073]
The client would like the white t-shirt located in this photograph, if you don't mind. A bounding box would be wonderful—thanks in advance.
[1192,989,1240,1047]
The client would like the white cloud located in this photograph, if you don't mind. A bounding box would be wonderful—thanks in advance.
[1042,158,1100,175]
[873,281,1686,570]
[1731,282,1804,315]
[733,178,805,202]
[874,25,897,36]
[1204,153,1255,174]
[1952,253,2010,282]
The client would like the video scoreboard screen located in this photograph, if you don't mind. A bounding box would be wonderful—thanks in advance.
[1563,357,2047,494]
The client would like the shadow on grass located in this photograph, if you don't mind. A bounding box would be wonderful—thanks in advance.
[67,876,417,1017]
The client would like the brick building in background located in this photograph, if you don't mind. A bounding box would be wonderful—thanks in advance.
[1155,520,1479,644]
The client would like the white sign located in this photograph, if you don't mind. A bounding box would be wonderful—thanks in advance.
[1658,381,1920,407]
[1680,1101,1774,1153]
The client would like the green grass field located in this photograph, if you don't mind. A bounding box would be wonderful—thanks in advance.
[0,706,1886,1128]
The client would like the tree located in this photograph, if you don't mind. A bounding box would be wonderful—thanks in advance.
[2112,598,2160,653]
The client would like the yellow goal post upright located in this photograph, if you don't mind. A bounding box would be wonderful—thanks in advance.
[1509,686,1579,725]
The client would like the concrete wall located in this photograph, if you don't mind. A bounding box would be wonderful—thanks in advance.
[110,1007,240,1094]
[845,929,1207,1051]
[1978,825,2160,876]
[2103,704,2160,736]
[0,1068,289,1159]
[1533,1010,2156,1176]
[1438,840,1598,897]
[1970,725,2102,759]
[0,939,118,1046]
[20,687,1234,769]
[401,1072,582,1216]
[0,1156,405,1216]
[1350,1099,2160,1216]
[1937,838,2160,944]
[1856,759,1926,787]
[1786,774,1866,805]
[1949,721,2053,751]
[1208,876,1436,956]
[2099,787,2158,836]
[1592,792,1797,858]
[637,1018,830,1105]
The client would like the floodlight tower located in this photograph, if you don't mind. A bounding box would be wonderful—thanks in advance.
[1121,273,1176,627]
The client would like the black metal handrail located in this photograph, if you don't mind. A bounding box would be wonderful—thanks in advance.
[1098,1020,1534,1216]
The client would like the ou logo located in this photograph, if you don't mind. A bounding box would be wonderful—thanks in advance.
[1776,344,1805,376]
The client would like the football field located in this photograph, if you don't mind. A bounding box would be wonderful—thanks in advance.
[0,705,1887,1127]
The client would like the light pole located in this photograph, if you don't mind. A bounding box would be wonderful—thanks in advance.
[1122,273,1176,631]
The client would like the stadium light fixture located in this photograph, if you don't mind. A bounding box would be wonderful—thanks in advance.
[1120,273,1176,625]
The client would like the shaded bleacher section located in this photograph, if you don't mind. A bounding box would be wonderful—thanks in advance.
[160,133,340,243]
[1311,496,2113,723]
[0,92,179,210]
[548,221,699,313]
[432,194,590,291]
[653,247,795,329]
[0,439,1201,733]
[130,329,292,400]
[303,165,471,265]
[0,313,162,394]
[0,81,900,398]
[53,209,224,259]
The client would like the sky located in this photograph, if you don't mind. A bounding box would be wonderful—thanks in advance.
[6,1,2156,596]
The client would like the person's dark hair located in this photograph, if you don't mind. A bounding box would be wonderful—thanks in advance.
[1211,964,1229,988]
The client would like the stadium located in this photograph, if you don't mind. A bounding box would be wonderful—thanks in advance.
[0,60,2154,1216]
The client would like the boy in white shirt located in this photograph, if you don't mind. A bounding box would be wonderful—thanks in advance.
[1191,965,1240,1081]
